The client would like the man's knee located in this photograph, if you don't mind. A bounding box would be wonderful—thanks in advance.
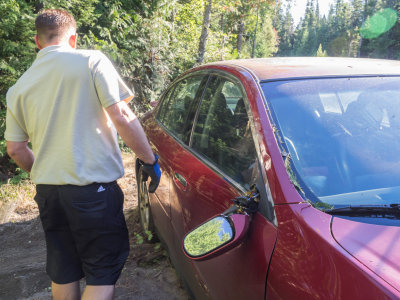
[51,281,80,300]
[82,285,115,300]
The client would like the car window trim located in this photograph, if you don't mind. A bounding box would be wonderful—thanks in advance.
[210,68,277,225]
[188,75,211,147]
[155,71,210,145]
[188,70,276,224]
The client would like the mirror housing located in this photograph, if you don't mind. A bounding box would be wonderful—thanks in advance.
[183,214,250,261]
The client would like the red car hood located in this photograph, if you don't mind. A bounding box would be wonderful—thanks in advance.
[331,217,400,292]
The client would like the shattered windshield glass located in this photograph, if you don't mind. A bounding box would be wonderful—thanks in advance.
[262,77,400,209]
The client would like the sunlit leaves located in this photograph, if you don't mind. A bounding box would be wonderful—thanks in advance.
[0,0,36,157]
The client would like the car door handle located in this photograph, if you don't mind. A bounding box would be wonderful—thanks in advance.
[174,173,188,191]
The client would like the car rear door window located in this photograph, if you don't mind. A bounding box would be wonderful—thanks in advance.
[192,76,257,189]
[157,75,205,142]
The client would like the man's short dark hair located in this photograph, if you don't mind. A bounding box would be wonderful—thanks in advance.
[35,9,76,44]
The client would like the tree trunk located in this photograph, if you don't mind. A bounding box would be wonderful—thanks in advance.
[197,0,213,64]
[237,16,244,56]
[251,0,260,58]
[358,0,368,57]
[220,14,225,60]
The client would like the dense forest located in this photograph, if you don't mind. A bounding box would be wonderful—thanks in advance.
[0,0,399,171]
[278,0,400,58]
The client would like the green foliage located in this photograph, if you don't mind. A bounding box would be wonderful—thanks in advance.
[7,168,29,184]
[0,0,36,157]
[313,200,334,210]
[134,232,144,245]
[277,0,400,59]
[253,16,278,58]
[316,44,327,57]
[0,139,6,158]
[1,0,399,178]
[0,180,34,205]
[144,230,153,242]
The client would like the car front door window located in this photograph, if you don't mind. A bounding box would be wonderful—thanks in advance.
[158,75,205,142]
[192,76,257,189]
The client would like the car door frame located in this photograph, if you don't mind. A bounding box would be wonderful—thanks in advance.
[147,71,211,244]
[187,69,277,224]
[166,68,278,299]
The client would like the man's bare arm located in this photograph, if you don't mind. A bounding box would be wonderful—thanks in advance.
[6,141,34,172]
[105,101,155,164]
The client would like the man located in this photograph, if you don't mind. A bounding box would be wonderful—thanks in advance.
[5,9,160,300]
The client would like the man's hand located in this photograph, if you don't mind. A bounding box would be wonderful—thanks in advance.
[139,155,161,193]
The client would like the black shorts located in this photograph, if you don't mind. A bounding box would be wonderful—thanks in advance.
[34,181,129,285]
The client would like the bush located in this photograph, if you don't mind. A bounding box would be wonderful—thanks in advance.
[0,0,36,158]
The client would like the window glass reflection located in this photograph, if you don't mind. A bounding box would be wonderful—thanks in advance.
[192,77,257,189]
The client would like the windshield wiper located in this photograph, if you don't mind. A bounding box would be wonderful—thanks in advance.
[323,204,400,219]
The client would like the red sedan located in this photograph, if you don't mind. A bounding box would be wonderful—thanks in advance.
[136,58,400,299]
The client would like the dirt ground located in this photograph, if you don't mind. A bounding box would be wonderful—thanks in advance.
[0,153,188,300]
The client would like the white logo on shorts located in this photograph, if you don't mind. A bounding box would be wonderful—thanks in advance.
[97,185,106,192]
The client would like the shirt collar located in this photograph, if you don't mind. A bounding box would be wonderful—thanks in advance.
[37,45,74,58]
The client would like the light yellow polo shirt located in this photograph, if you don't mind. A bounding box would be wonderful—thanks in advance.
[5,45,134,185]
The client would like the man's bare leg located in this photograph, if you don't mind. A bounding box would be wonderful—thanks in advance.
[52,281,81,300]
[82,285,114,300]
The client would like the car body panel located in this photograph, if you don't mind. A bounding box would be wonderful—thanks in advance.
[206,57,400,81]
[331,216,400,292]
[192,212,277,299]
[266,203,398,299]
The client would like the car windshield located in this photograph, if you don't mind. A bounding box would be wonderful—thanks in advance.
[262,76,400,209]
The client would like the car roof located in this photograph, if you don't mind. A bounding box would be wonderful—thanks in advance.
[206,57,400,81]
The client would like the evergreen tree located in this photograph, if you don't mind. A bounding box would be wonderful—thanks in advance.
[276,0,295,56]
[316,43,328,56]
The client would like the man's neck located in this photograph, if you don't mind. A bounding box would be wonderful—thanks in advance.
[42,41,71,49]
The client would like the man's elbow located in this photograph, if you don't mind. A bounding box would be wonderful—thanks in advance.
[7,146,17,158]
[106,102,138,127]
[6,141,26,158]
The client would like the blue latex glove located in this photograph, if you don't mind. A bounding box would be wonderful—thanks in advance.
[139,154,161,193]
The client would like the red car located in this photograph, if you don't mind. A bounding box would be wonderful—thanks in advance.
[136,58,400,299]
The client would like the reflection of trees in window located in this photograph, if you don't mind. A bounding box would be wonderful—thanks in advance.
[158,76,203,141]
[192,77,257,188]
[184,217,232,257]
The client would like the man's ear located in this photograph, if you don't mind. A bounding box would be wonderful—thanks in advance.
[68,33,78,49]
[34,35,42,50]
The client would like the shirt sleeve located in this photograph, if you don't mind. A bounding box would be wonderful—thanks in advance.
[5,107,29,142]
[92,52,134,108]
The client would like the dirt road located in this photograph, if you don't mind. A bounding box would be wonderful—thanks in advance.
[0,153,188,300]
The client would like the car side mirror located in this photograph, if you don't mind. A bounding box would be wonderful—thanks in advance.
[183,214,250,260]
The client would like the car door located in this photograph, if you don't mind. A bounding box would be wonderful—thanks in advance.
[149,73,208,245]
[168,73,278,299]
